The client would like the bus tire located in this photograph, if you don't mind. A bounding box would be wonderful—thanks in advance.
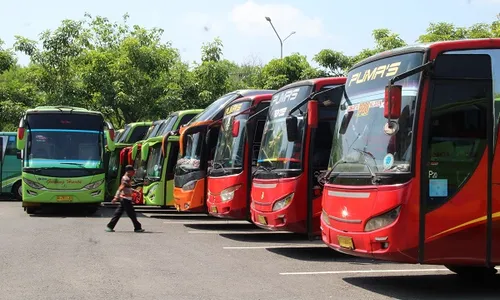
[11,181,22,201]
[26,207,37,214]
[86,205,99,215]
[445,265,498,278]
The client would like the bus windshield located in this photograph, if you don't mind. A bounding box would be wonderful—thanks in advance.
[212,101,251,172]
[132,150,145,182]
[257,85,311,171]
[145,143,163,181]
[25,114,104,169]
[329,52,424,176]
[176,131,203,175]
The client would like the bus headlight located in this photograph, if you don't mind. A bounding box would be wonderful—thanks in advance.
[182,180,197,191]
[23,178,45,190]
[272,193,294,211]
[364,206,401,232]
[322,210,331,225]
[220,184,242,202]
[83,179,104,190]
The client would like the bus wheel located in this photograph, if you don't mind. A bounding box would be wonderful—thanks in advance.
[26,207,37,214]
[445,265,498,278]
[12,181,22,201]
[86,205,99,215]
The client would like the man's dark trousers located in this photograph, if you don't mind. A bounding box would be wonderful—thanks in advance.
[107,198,142,230]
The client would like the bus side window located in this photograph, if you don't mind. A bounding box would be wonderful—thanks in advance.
[6,136,17,156]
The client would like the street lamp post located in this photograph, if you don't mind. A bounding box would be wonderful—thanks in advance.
[265,16,296,59]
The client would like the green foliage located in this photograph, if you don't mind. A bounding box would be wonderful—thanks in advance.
[1,13,499,131]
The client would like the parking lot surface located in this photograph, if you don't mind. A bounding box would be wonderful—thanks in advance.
[0,200,499,300]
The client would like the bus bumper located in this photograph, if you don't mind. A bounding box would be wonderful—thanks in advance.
[320,216,414,262]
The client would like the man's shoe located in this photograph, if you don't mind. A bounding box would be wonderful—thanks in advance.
[105,227,115,232]
[134,229,145,232]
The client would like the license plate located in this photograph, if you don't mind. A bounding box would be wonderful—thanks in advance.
[211,206,218,213]
[337,235,354,250]
[257,215,267,225]
[56,196,73,202]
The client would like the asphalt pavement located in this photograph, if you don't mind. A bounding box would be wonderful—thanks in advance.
[0,200,499,300]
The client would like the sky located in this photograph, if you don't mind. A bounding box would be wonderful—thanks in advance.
[0,0,499,67]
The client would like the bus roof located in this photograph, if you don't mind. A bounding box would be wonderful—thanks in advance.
[188,89,276,124]
[25,106,104,116]
[0,132,16,136]
[351,38,500,70]
[276,77,347,93]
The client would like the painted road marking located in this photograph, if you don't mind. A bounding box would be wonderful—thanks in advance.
[279,268,450,275]
[223,244,325,249]
[280,266,500,275]
[187,230,266,234]
[163,220,250,224]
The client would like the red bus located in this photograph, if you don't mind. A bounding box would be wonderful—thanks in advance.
[207,94,273,219]
[320,38,500,277]
[250,77,346,238]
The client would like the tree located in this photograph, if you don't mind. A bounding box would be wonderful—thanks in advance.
[417,20,500,43]
[260,53,322,89]
[313,50,352,77]
[0,39,16,74]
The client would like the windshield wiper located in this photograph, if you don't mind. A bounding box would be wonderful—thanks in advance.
[60,162,86,168]
[326,153,380,185]
[252,164,276,176]
[211,162,228,174]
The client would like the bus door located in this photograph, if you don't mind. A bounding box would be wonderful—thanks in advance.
[307,86,342,237]
[420,53,493,264]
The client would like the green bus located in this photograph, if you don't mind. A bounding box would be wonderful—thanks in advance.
[0,132,22,200]
[105,121,152,200]
[16,106,116,214]
[141,109,202,207]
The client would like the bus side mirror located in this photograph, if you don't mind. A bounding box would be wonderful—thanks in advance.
[286,115,298,142]
[307,101,318,129]
[16,150,22,159]
[384,85,402,119]
[232,119,240,137]
[16,118,26,151]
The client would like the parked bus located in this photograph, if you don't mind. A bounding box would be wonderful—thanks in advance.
[320,39,500,277]
[0,132,22,200]
[250,77,346,238]
[206,94,272,219]
[141,109,202,206]
[16,106,115,214]
[106,121,151,200]
[173,90,275,212]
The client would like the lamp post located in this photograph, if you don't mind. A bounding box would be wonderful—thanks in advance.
[265,16,296,59]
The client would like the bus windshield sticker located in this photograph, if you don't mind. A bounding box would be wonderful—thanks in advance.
[429,179,448,197]
[383,153,394,170]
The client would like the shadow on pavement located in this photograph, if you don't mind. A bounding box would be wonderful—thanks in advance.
[266,246,384,264]
[183,222,258,231]
[219,232,310,243]
[28,206,147,218]
[343,274,500,300]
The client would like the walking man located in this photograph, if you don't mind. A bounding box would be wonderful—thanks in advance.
[106,165,145,232]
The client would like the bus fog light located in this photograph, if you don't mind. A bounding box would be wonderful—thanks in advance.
[84,179,104,190]
[182,180,196,191]
[272,193,294,211]
[220,184,242,202]
[364,206,401,232]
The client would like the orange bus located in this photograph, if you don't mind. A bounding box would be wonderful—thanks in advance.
[321,38,500,277]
